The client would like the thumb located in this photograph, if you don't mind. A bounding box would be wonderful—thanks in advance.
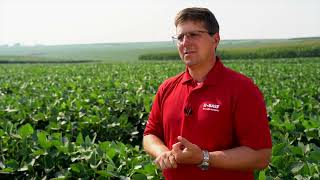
[172,142,183,153]
[177,136,193,149]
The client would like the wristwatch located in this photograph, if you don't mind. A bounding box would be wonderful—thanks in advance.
[198,150,210,170]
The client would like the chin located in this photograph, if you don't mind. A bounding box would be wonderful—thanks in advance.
[183,59,197,67]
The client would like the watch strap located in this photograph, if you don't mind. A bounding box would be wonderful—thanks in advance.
[199,150,210,170]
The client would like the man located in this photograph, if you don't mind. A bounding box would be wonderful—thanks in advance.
[143,7,272,180]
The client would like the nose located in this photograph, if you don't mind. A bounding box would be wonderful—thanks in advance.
[180,35,192,46]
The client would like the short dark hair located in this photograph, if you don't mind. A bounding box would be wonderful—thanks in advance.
[174,7,219,34]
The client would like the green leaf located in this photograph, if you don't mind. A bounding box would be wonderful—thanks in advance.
[0,168,14,173]
[96,170,116,177]
[294,174,306,180]
[271,156,285,169]
[132,173,147,180]
[32,149,47,156]
[98,141,110,152]
[107,164,115,172]
[290,146,304,156]
[143,96,151,113]
[258,170,266,180]
[283,121,295,131]
[84,135,91,147]
[106,148,116,160]
[98,141,116,166]
[291,162,305,174]
[134,165,143,170]
[47,121,60,130]
[70,163,82,173]
[97,98,104,105]
[3,121,13,134]
[6,159,18,170]
[309,150,320,161]
[50,177,66,180]
[137,163,156,174]
[18,165,29,172]
[32,112,45,121]
[0,129,4,137]
[76,133,84,146]
[0,161,5,169]
[119,113,128,126]
[18,123,34,139]
[55,145,68,154]
[272,142,287,156]
[89,150,100,168]
[37,131,52,149]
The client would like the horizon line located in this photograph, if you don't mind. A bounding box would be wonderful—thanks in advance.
[1,36,320,47]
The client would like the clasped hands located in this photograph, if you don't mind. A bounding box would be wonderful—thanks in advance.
[154,136,203,170]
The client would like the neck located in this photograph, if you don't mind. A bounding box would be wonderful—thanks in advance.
[188,57,216,82]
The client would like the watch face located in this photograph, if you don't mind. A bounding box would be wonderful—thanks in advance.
[200,162,209,170]
[204,155,210,161]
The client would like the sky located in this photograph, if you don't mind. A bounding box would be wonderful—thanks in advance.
[0,0,319,45]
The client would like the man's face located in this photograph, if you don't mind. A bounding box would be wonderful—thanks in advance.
[176,21,219,68]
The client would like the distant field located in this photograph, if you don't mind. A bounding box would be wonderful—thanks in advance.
[139,38,320,61]
[1,37,320,63]
[1,58,319,179]
[0,42,176,63]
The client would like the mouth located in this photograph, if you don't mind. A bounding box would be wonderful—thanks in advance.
[183,49,196,55]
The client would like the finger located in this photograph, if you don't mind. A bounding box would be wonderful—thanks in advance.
[155,154,168,170]
[168,153,177,168]
[162,156,171,169]
[159,160,166,170]
[177,136,193,148]
[172,142,183,153]
[171,143,184,163]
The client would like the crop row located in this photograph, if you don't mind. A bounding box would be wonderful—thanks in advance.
[138,41,320,60]
[0,58,320,179]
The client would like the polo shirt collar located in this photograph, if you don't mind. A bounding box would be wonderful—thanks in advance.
[181,56,224,86]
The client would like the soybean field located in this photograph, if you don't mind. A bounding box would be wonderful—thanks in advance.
[0,52,320,178]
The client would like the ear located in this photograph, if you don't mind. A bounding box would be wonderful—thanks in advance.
[212,32,220,44]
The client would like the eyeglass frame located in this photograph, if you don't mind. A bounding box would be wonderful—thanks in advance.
[172,30,215,45]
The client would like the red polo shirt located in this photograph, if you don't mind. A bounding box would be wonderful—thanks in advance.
[144,57,272,180]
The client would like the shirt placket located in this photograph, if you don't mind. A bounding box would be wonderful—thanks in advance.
[180,82,203,137]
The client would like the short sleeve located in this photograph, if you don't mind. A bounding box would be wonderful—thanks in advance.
[233,81,272,150]
[143,84,165,140]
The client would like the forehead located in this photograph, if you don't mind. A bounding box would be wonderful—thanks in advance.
[176,21,206,33]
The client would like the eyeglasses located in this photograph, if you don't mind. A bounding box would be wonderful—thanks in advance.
[172,30,214,45]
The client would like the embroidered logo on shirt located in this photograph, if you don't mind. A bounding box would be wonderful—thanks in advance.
[202,103,220,112]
